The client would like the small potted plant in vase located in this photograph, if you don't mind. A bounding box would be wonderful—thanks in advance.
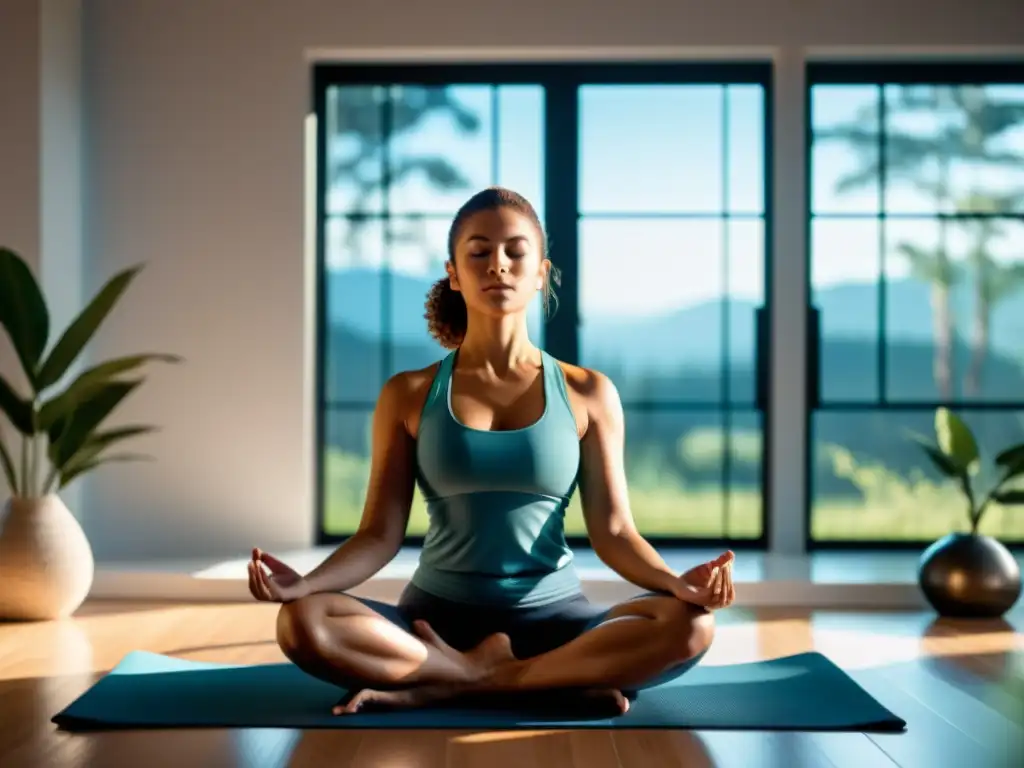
[909,407,1023,618]
[0,247,179,620]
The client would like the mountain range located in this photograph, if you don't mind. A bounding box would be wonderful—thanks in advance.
[326,267,1024,368]
[320,268,1024,497]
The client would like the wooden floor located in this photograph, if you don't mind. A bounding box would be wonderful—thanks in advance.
[0,600,1021,768]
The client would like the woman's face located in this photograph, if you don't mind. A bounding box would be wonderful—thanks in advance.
[448,207,548,318]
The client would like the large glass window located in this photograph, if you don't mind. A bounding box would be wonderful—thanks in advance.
[807,63,1024,546]
[314,63,772,547]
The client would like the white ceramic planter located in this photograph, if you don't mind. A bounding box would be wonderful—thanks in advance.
[0,495,94,620]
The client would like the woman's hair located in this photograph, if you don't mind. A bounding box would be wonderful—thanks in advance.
[425,187,559,349]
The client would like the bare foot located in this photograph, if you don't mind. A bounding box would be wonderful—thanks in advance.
[331,626,629,717]
[576,688,631,715]
[462,629,516,675]
[332,628,516,715]
[332,683,630,716]
[412,621,516,682]
[333,681,470,714]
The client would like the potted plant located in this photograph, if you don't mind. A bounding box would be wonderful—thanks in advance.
[0,247,179,620]
[908,407,1023,618]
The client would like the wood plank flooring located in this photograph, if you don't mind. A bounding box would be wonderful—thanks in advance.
[0,599,1020,767]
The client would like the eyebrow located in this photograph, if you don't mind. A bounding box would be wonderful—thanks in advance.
[467,234,529,244]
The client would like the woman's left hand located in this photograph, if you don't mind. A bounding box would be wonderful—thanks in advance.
[672,551,735,609]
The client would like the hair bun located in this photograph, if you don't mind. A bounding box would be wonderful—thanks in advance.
[424,274,467,349]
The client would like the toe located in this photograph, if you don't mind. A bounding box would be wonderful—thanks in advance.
[614,689,629,714]
[333,688,389,714]
[579,687,629,715]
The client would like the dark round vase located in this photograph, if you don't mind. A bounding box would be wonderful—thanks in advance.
[918,533,1022,618]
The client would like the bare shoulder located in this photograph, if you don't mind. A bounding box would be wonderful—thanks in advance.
[383,362,440,399]
[551,359,623,435]
[380,360,443,435]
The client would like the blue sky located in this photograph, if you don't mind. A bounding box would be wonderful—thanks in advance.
[324,83,1024,323]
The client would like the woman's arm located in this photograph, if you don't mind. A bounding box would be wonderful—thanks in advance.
[576,371,682,596]
[302,372,419,594]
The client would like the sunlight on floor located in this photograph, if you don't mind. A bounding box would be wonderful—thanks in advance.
[451,730,567,744]
[701,620,763,665]
[808,621,1022,670]
[0,603,280,680]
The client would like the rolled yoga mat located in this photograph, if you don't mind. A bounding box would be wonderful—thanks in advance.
[52,650,905,732]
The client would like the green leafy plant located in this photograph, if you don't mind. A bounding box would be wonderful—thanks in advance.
[908,407,1024,534]
[0,246,180,499]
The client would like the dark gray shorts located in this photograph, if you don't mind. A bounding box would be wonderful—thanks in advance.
[354,583,706,691]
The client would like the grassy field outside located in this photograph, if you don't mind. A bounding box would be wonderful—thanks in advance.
[322,448,1024,543]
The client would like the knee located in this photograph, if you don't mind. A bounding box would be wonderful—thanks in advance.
[685,607,715,659]
[276,596,328,659]
[665,602,715,663]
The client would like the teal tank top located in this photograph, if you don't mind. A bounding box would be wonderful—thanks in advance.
[410,348,583,608]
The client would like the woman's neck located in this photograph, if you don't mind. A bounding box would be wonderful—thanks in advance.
[457,315,539,375]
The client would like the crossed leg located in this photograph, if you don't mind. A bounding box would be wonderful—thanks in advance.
[276,590,714,714]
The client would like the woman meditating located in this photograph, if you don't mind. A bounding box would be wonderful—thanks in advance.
[249,187,736,715]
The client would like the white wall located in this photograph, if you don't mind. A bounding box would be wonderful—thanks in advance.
[10,0,1020,560]
[0,0,83,508]
[0,0,41,434]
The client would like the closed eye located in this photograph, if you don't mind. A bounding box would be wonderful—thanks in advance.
[469,248,526,259]
[466,233,531,256]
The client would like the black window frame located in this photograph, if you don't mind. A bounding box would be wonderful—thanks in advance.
[805,60,1024,551]
[312,60,775,550]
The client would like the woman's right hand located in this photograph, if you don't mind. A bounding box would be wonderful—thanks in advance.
[248,548,311,603]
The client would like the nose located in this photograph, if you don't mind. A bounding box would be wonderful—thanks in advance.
[487,248,510,275]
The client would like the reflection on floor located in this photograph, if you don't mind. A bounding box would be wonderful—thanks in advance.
[1,599,1020,767]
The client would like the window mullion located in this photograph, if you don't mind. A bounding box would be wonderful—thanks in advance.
[543,80,580,364]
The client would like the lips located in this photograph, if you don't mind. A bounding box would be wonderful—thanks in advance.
[484,284,514,291]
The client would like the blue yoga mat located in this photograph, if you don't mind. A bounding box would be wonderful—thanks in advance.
[52,650,905,732]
